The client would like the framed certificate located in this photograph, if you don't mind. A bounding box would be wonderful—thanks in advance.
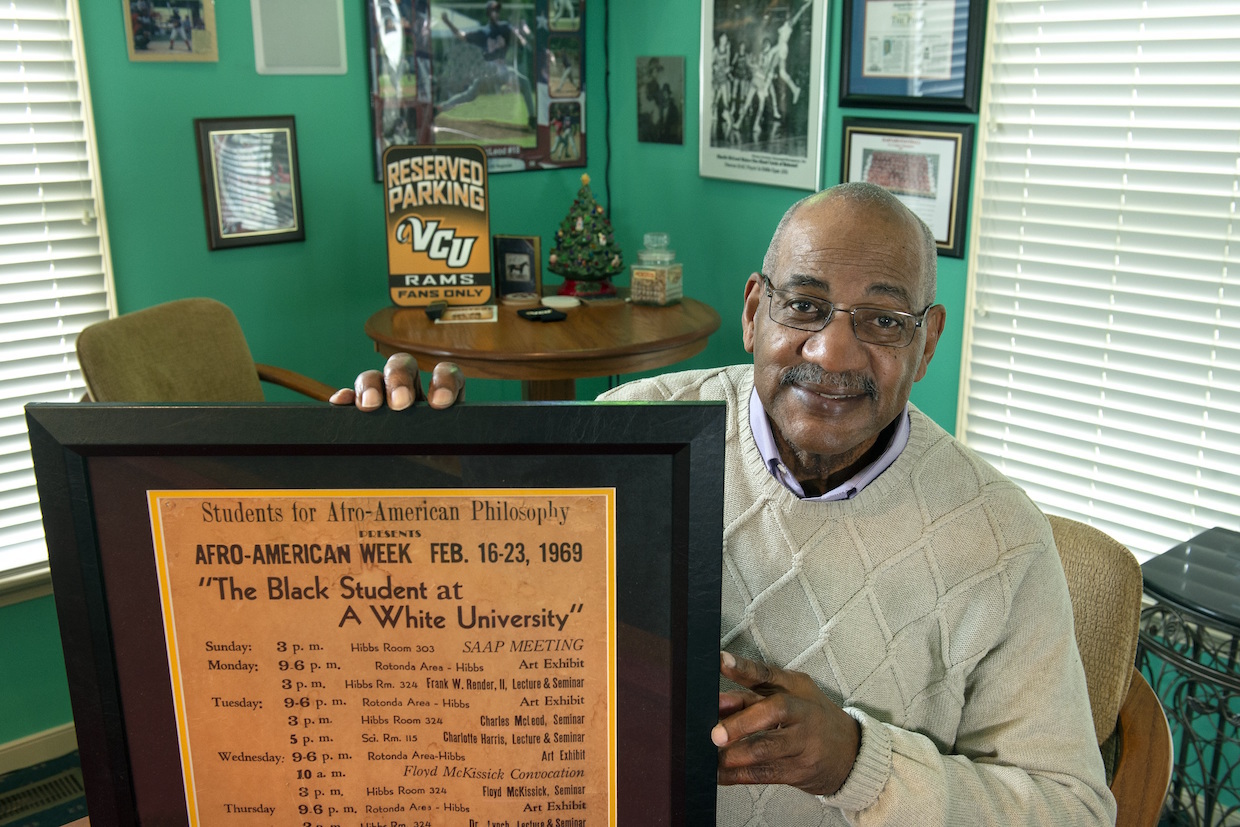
[840,0,985,112]
[842,118,974,257]
[27,402,724,826]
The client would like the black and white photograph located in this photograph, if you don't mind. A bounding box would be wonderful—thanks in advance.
[699,0,825,189]
[637,56,685,145]
[493,234,542,297]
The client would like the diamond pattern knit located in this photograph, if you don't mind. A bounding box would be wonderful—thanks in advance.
[599,366,1114,826]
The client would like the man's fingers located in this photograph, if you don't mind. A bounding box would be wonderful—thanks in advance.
[426,362,465,408]
[720,650,781,691]
[382,353,422,411]
[353,370,387,411]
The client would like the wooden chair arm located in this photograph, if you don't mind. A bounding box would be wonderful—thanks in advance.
[1111,667,1173,827]
[255,363,337,403]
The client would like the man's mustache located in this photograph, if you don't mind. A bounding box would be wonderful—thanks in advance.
[779,364,878,398]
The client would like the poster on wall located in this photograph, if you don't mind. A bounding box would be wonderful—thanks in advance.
[366,0,586,179]
[699,0,826,191]
[124,0,219,62]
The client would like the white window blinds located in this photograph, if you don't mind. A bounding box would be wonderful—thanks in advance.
[958,0,1240,562]
[0,0,112,585]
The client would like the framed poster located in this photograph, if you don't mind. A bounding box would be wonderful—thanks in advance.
[493,234,542,298]
[124,0,218,62]
[27,402,723,826]
[699,0,826,191]
[366,0,587,179]
[194,116,305,250]
[840,0,985,112]
[841,118,974,257]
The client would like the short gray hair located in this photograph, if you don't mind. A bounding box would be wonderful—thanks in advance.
[761,182,938,304]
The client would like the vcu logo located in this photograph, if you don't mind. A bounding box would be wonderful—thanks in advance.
[395,217,477,268]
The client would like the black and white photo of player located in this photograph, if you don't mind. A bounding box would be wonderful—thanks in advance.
[707,0,813,157]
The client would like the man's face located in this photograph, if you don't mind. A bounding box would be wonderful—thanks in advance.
[742,196,945,482]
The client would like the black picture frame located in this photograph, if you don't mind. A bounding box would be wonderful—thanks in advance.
[841,117,974,258]
[193,116,305,249]
[840,0,985,113]
[492,234,542,297]
[26,402,723,827]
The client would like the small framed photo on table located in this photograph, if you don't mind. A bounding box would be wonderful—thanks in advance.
[492,235,542,297]
[842,118,974,257]
[194,116,305,250]
[840,0,985,112]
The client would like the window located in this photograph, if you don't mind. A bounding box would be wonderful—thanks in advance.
[0,0,113,589]
[958,0,1240,562]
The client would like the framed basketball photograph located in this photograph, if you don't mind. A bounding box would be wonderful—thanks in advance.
[699,0,826,190]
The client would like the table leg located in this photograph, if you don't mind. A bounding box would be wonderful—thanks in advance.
[522,379,575,401]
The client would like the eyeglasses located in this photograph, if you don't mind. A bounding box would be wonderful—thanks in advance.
[762,275,931,348]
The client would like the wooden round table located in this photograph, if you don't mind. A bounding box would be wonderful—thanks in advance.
[364,298,722,400]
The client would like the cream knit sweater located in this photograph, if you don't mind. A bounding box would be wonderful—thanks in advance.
[600,365,1115,826]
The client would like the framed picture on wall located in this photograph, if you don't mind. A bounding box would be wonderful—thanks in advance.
[193,116,305,250]
[493,234,542,297]
[699,0,827,191]
[124,0,219,62]
[365,0,587,179]
[840,0,985,112]
[637,56,685,145]
[841,118,974,257]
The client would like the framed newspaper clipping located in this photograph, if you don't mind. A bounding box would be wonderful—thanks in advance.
[699,0,826,190]
[27,402,723,827]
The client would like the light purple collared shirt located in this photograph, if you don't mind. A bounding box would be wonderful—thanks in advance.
[748,388,910,501]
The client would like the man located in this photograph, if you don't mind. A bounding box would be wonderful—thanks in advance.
[333,183,1115,825]
[437,0,537,130]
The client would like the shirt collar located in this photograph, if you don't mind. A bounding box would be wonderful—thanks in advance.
[748,387,910,501]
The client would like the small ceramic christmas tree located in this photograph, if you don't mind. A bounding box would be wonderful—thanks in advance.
[547,173,624,297]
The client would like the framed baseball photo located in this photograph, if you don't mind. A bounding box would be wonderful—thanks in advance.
[124,0,218,62]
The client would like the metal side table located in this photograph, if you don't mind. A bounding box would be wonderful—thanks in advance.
[1137,527,1240,826]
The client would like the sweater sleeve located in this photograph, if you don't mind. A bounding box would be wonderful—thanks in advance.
[820,542,1116,826]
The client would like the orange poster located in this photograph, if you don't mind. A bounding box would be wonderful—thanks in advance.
[148,488,615,826]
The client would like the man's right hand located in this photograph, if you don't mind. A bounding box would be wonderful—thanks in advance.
[329,353,465,412]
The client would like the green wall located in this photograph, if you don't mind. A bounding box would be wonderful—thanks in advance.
[2,0,974,746]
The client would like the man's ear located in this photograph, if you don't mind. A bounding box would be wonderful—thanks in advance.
[913,304,947,382]
[741,273,763,354]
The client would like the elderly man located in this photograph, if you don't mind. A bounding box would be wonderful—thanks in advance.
[333,182,1115,825]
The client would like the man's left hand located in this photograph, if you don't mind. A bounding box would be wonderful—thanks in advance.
[714,651,861,797]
